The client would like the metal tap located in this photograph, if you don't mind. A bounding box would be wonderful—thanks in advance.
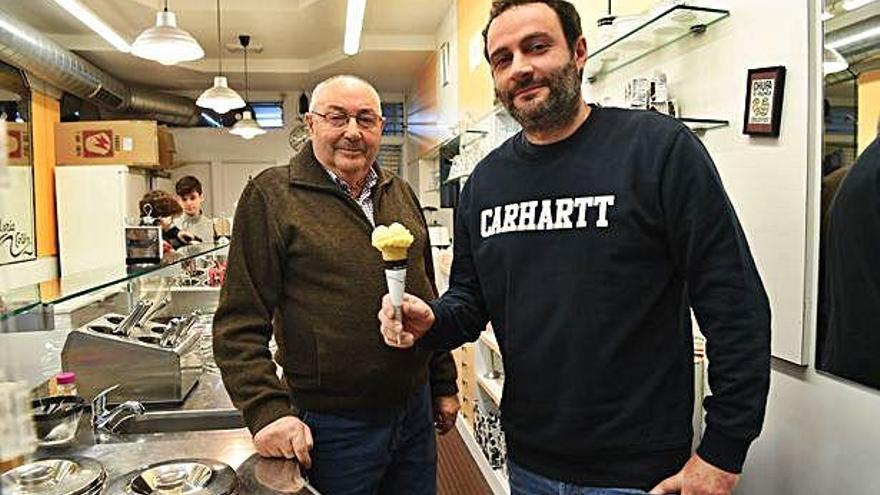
[91,385,145,434]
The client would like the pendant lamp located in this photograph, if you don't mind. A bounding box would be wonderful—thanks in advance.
[229,35,266,140]
[131,0,204,65]
[196,0,245,114]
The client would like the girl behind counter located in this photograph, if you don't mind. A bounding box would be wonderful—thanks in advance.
[138,190,197,251]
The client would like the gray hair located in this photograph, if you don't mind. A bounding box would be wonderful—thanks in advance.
[308,75,382,114]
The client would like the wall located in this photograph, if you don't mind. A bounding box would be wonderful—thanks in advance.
[589,1,880,492]
[588,0,810,365]
[857,70,880,153]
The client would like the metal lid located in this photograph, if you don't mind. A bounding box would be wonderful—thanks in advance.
[1,458,106,495]
[107,459,237,495]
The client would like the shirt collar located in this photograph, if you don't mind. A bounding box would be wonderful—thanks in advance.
[323,166,378,199]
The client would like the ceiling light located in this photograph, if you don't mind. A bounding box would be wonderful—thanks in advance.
[229,34,266,139]
[196,0,245,114]
[826,25,880,49]
[821,11,835,21]
[343,0,367,55]
[52,0,131,52]
[823,46,849,75]
[131,1,204,65]
[197,76,245,114]
[229,110,266,139]
[842,0,877,11]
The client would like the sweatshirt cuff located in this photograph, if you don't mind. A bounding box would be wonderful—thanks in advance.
[696,426,753,474]
[420,301,454,350]
[243,398,296,436]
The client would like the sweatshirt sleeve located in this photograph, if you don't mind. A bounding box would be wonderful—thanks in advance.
[212,181,294,436]
[660,128,771,473]
[421,178,491,350]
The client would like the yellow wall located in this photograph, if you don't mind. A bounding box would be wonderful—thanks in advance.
[31,90,60,257]
[456,0,494,123]
[858,70,880,154]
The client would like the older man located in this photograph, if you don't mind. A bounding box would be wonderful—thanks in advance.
[213,75,459,495]
[380,1,771,495]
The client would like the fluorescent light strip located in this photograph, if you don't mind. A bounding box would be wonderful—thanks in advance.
[842,0,877,11]
[201,112,222,128]
[52,0,131,52]
[827,25,880,49]
[343,0,366,55]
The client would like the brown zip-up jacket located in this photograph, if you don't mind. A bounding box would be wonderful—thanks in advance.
[212,144,457,435]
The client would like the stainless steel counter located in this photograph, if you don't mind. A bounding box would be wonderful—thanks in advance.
[29,373,318,494]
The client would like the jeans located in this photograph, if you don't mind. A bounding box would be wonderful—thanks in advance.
[508,460,648,495]
[301,385,436,495]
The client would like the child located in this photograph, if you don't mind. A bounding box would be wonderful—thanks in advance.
[174,176,215,242]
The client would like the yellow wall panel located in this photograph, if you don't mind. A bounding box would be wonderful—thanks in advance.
[31,90,60,257]
[457,0,494,123]
[858,70,880,155]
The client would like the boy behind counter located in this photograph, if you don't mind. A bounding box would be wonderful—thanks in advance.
[174,176,215,242]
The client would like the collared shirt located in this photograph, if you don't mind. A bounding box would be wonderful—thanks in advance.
[323,166,379,226]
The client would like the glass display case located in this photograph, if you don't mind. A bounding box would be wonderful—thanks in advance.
[1,242,228,333]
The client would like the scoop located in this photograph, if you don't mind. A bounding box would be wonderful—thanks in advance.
[371,223,415,344]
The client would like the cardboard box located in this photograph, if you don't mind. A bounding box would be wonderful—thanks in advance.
[55,120,175,168]
[157,126,177,169]
[4,121,31,167]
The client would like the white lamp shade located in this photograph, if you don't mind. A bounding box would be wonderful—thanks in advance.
[131,10,204,65]
[229,110,267,139]
[196,76,246,114]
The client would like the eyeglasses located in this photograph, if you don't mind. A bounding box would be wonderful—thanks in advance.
[311,110,384,131]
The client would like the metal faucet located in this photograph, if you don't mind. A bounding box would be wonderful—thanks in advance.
[91,385,146,434]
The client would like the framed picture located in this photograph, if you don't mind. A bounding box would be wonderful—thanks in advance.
[743,66,786,137]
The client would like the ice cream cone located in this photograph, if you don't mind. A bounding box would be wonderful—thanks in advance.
[372,223,415,346]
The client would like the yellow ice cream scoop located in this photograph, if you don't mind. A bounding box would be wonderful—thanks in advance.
[371,222,414,262]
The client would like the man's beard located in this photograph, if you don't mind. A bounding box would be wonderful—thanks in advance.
[496,59,582,134]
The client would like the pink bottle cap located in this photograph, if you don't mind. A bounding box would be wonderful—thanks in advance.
[55,372,76,385]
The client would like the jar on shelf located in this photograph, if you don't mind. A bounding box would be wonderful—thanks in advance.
[54,372,78,397]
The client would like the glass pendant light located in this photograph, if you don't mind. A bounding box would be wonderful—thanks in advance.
[229,35,266,140]
[131,0,204,65]
[196,0,245,114]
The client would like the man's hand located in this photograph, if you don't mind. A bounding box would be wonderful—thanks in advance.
[253,416,314,468]
[378,293,435,348]
[649,454,739,495]
[433,395,460,435]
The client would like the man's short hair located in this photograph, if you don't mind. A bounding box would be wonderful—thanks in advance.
[482,0,583,63]
[175,176,203,196]
[308,75,382,114]
[139,190,182,218]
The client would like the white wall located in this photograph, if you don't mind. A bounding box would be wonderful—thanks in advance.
[589,1,880,492]
[0,256,57,292]
[588,0,810,365]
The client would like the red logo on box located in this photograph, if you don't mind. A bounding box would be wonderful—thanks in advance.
[6,130,21,158]
[82,130,114,158]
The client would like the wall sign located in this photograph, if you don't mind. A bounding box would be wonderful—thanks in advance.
[743,66,786,137]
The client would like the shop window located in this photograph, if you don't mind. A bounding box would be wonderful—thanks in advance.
[250,101,284,128]
[381,102,405,136]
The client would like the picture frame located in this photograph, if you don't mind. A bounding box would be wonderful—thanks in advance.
[743,66,786,137]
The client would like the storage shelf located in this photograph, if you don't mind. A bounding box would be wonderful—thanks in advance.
[590,4,730,79]
[477,374,504,407]
[480,330,501,356]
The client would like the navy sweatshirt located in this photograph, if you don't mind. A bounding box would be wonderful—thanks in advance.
[423,106,771,489]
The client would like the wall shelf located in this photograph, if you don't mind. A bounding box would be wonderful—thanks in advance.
[590,5,730,80]
[679,117,729,134]
[477,374,504,407]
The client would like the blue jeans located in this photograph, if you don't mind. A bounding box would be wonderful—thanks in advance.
[508,460,648,495]
[301,385,436,495]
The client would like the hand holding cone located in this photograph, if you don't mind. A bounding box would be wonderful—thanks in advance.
[371,223,415,345]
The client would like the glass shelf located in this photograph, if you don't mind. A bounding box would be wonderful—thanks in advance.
[679,117,729,133]
[590,5,730,79]
[0,242,228,320]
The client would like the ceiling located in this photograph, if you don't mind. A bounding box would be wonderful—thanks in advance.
[0,0,453,93]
